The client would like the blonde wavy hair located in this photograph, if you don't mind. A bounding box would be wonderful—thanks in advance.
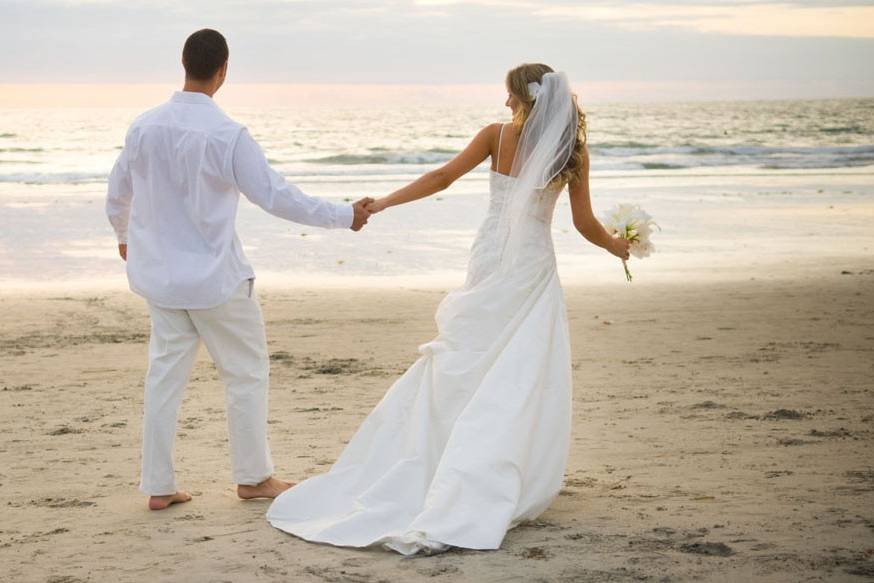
[505,63,588,187]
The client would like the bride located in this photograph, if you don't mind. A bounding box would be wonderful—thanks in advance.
[267,63,630,555]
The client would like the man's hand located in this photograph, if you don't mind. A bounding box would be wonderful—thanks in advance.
[365,198,389,214]
[351,197,374,232]
[118,243,127,261]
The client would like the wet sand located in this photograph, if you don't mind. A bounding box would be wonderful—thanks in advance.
[1,270,872,582]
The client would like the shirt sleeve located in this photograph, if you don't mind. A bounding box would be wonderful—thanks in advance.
[106,142,133,244]
[231,128,354,229]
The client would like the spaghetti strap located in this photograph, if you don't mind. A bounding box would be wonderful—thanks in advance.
[496,123,506,170]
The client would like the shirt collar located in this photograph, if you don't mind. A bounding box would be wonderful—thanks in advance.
[171,91,218,106]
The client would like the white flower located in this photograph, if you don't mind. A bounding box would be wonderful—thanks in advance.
[527,82,542,100]
[630,239,654,259]
[600,203,659,281]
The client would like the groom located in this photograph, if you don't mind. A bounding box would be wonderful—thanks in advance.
[105,29,372,510]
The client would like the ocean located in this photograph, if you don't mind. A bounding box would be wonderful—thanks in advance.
[1,98,872,289]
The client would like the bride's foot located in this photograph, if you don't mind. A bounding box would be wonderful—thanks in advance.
[237,476,295,500]
[148,491,192,511]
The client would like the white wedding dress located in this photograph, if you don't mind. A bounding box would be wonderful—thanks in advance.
[267,164,573,554]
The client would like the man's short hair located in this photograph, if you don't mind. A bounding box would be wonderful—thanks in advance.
[182,29,228,81]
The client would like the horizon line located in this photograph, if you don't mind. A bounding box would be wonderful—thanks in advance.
[1,82,871,108]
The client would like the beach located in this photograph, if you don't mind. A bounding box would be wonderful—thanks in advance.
[1,97,873,580]
[4,0,874,572]
[1,266,873,582]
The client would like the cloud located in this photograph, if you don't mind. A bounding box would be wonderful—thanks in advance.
[0,0,872,99]
[412,0,874,37]
[535,2,874,38]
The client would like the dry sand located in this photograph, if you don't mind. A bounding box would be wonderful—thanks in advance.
[1,270,873,582]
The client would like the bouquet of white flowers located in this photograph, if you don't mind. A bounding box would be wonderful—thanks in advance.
[601,204,659,282]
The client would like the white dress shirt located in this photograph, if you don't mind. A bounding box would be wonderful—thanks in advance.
[106,90,353,309]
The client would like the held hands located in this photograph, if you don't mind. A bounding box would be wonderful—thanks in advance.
[350,196,390,231]
[351,197,374,231]
[364,198,389,214]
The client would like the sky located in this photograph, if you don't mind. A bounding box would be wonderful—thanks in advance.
[1,0,873,104]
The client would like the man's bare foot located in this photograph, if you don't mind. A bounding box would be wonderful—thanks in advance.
[148,491,192,511]
[237,476,295,500]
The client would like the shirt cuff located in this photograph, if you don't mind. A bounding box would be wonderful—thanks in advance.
[337,204,354,229]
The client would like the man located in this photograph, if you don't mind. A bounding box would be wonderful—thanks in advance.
[106,29,371,510]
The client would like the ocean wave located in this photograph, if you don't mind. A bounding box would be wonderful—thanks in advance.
[0,171,106,184]
[306,149,457,165]
[2,144,872,186]
[593,143,874,157]
[701,144,874,157]
[0,147,44,153]
[761,157,874,170]
[591,144,697,157]
[819,125,866,134]
[641,162,688,170]
[588,142,874,170]
[592,140,659,150]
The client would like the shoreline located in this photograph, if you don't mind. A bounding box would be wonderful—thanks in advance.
[0,252,871,295]
[3,170,872,291]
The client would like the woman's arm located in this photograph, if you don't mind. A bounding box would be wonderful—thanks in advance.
[367,124,498,212]
[568,146,630,260]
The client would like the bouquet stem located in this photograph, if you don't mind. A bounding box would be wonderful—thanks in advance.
[622,259,632,282]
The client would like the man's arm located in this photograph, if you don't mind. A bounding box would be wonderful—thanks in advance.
[106,143,133,261]
[230,129,367,229]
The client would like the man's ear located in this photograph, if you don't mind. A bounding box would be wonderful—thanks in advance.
[213,61,227,88]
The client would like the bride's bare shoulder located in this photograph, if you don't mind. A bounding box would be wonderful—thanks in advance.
[466,123,505,155]
[477,122,508,153]
[477,122,503,139]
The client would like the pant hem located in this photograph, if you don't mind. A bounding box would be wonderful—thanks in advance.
[139,484,178,497]
[234,470,274,487]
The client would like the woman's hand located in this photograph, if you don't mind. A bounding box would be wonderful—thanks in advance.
[365,198,389,214]
[609,236,631,261]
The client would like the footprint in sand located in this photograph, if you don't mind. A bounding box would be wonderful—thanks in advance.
[776,437,809,446]
[725,411,760,420]
[46,426,84,436]
[691,400,727,410]
[29,497,95,508]
[46,576,86,583]
[808,428,854,439]
[416,564,461,577]
[517,546,552,560]
[1,384,34,392]
[678,541,735,556]
[764,470,794,478]
[763,409,810,420]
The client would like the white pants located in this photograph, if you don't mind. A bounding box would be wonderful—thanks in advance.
[140,278,274,496]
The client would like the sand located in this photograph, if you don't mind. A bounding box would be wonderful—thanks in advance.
[1,269,873,582]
